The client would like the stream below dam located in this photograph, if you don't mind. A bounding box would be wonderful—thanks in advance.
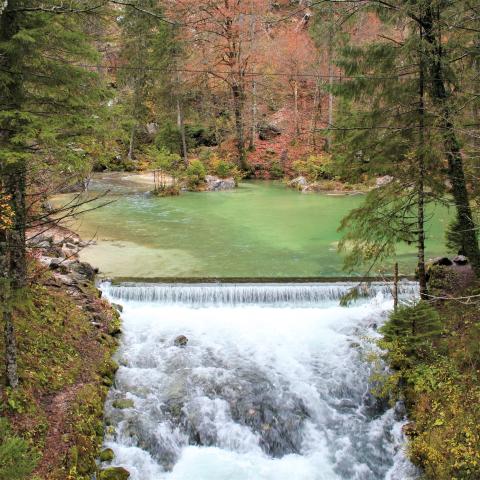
[100,282,419,480]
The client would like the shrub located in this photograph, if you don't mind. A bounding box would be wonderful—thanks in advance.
[292,155,335,181]
[154,122,182,155]
[185,159,206,189]
[380,302,443,365]
[269,161,284,179]
[0,418,37,480]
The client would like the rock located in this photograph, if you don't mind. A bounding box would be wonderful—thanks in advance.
[26,233,53,246]
[49,258,64,270]
[375,175,394,187]
[99,448,115,462]
[258,122,282,140]
[205,175,235,191]
[288,176,308,190]
[70,261,98,280]
[174,335,188,347]
[402,422,417,437]
[112,399,134,410]
[394,400,407,421]
[111,303,123,313]
[99,467,130,480]
[37,240,52,249]
[453,255,468,265]
[64,242,77,250]
[430,256,453,267]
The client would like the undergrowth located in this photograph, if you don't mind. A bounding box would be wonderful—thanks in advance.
[378,287,480,479]
[0,271,119,479]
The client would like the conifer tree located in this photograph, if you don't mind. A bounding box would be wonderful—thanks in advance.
[0,0,106,388]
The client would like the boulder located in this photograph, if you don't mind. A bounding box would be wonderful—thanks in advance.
[205,175,235,191]
[99,467,130,480]
[111,303,124,313]
[375,175,394,188]
[288,176,308,190]
[258,122,282,140]
[99,448,115,462]
[174,335,188,347]
[430,256,453,267]
[70,261,98,280]
[453,255,468,265]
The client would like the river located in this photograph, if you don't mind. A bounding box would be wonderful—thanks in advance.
[57,174,449,278]
[100,283,419,480]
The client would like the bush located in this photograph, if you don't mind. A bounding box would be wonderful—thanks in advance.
[185,159,206,190]
[292,155,335,181]
[0,418,37,480]
[154,122,182,155]
[380,302,443,365]
[269,161,284,179]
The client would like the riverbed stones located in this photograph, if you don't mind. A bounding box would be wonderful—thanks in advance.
[174,335,188,347]
[99,466,130,480]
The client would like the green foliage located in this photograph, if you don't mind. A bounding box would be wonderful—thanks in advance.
[292,155,335,182]
[445,217,477,255]
[185,159,206,190]
[0,418,38,480]
[155,122,182,155]
[379,294,480,479]
[380,302,443,365]
[185,124,217,148]
[268,161,284,180]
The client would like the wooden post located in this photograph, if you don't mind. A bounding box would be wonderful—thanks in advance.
[393,262,399,312]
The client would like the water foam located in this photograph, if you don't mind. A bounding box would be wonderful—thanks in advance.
[101,284,419,480]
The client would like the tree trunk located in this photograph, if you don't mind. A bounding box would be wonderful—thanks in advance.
[176,97,188,166]
[232,83,248,170]
[127,124,135,161]
[417,30,428,299]
[3,278,18,388]
[249,79,257,151]
[423,8,480,274]
[293,79,300,137]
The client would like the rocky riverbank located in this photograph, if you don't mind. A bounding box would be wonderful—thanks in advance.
[1,226,124,480]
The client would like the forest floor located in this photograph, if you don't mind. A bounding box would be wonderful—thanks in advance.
[0,234,121,480]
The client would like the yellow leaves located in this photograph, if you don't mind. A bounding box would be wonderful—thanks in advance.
[0,191,14,231]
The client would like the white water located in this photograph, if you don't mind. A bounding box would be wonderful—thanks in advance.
[101,283,418,480]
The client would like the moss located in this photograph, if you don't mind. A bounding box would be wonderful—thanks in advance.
[99,466,130,480]
[112,399,134,410]
[0,264,120,480]
[99,448,115,462]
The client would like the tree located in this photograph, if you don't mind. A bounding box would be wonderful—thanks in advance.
[331,17,443,296]
[173,0,270,169]
[0,0,106,388]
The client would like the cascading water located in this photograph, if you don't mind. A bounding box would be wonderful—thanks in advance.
[101,282,419,480]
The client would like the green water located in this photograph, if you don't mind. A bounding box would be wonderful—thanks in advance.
[61,178,450,278]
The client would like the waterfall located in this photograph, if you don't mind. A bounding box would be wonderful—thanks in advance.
[102,281,418,306]
[101,282,419,480]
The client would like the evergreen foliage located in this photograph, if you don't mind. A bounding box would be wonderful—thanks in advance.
[0,418,37,480]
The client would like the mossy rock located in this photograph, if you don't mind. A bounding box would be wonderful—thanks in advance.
[99,466,130,480]
[99,448,115,462]
[112,399,134,409]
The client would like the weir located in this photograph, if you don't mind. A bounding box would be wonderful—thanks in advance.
[102,281,419,306]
